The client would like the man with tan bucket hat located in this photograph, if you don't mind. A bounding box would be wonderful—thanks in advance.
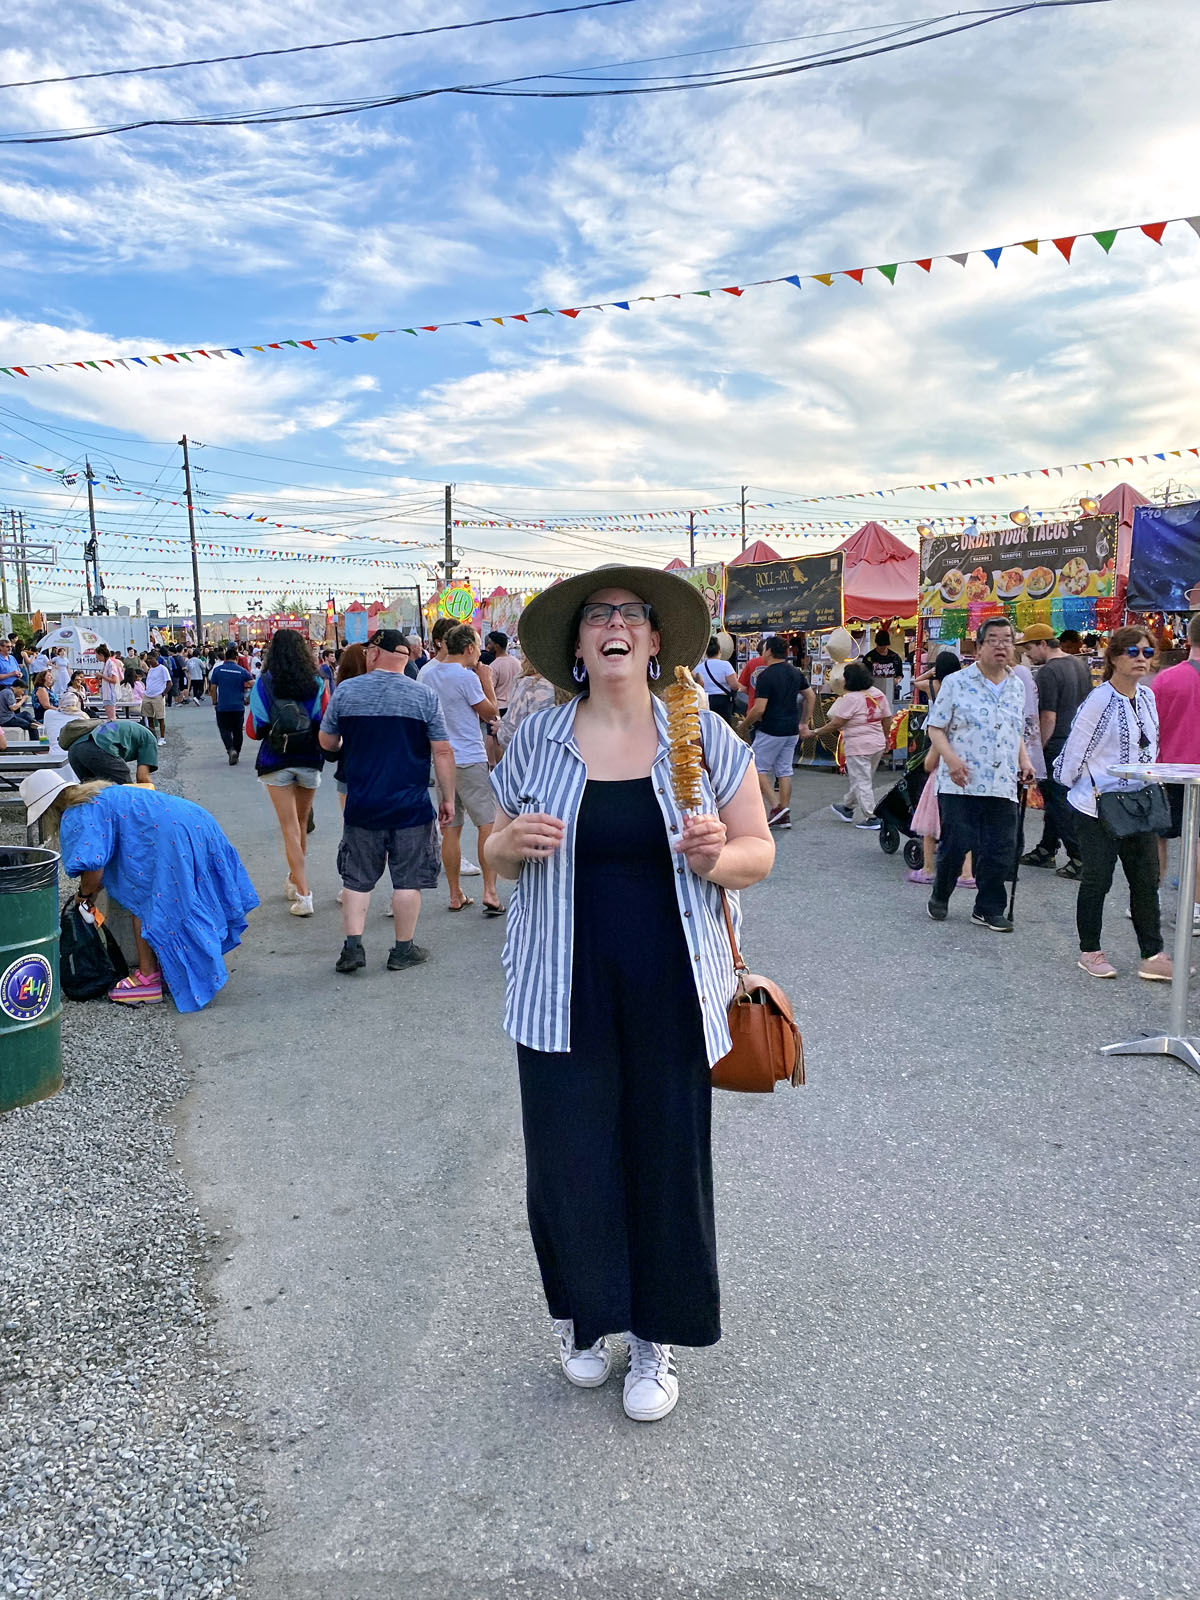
[485,564,775,1423]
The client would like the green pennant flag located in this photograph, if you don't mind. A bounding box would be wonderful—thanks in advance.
[86,360,101,370]
[1092,229,1118,253]
[694,289,711,297]
[403,328,418,336]
[0,369,11,378]
[532,308,553,316]
[877,263,898,284]
[177,352,192,361]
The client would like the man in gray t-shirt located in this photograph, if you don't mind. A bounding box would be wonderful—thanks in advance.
[418,624,504,916]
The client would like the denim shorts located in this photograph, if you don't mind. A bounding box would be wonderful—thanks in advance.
[753,732,798,779]
[259,766,321,790]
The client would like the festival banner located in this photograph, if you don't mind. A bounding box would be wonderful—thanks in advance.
[919,517,1118,617]
[1126,502,1200,612]
[3,215,1197,381]
[724,554,843,631]
[677,563,726,629]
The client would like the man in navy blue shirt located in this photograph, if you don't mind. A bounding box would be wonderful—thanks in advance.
[208,645,253,765]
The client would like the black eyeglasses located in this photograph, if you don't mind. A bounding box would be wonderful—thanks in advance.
[1124,646,1155,659]
[580,602,652,627]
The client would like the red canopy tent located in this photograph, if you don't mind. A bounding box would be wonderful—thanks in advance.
[838,521,919,622]
[1097,481,1150,613]
[663,557,688,571]
[728,539,782,566]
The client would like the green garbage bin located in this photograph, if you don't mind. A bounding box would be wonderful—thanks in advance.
[0,846,62,1112]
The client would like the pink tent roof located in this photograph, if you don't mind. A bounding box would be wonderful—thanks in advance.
[663,557,688,571]
[1098,482,1150,607]
[838,521,919,622]
[728,539,782,566]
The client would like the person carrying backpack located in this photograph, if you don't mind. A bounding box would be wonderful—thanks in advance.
[246,629,330,917]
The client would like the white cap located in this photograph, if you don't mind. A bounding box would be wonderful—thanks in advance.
[19,767,74,824]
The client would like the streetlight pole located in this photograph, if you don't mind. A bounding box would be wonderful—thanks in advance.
[740,484,747,553]
[688,511,695,569]
[443,484,455,589]
[179,436,205,647]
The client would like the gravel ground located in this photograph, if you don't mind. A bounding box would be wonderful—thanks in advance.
[0,730,264,1598]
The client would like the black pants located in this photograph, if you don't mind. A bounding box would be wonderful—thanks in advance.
[215,709,243,754]
[933,794,1019,919]
[1038,772,1079,860]
[1,712,35,734]
[67,736,130,785]
[1074,811,1163,957]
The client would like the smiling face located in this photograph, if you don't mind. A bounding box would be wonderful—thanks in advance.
[574,586,661,686]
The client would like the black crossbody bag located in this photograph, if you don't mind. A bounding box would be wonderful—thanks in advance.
[1092,692,1171,839]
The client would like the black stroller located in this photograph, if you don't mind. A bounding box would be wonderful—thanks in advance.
[874,732,931,870]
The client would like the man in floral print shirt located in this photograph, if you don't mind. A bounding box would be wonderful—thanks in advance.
[926,618,1036,932]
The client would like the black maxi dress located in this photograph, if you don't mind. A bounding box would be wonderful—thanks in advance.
[515,776,720,1349]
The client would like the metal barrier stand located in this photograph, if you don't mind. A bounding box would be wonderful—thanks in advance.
[1101,763,1200,1077]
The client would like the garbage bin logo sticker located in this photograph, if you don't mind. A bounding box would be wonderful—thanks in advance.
[0,955,54,1022]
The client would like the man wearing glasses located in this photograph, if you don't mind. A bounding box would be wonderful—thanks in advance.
[925,618,1036,931]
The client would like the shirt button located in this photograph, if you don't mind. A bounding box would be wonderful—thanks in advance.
[693,953,701,963]
[677,866,685,875]
[669,824,678,833]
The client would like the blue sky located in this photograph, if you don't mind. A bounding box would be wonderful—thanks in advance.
[1,0,1198,615]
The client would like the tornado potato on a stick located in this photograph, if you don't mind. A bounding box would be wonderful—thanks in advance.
[665,665,705,812]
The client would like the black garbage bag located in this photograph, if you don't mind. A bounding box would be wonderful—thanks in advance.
[59,898,129,1001]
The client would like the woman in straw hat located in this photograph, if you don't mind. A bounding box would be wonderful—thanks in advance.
[486,566,774,1423]
[20,769,258,1010]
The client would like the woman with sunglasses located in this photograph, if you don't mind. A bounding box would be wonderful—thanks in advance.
[486,568,774,1423]
[1055,626,1171,981]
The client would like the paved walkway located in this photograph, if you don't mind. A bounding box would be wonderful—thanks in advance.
[172,709,1199,1600]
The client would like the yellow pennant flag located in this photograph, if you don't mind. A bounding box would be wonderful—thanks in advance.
[811,274,835,287]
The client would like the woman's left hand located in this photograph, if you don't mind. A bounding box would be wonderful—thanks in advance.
[675,813,727,876]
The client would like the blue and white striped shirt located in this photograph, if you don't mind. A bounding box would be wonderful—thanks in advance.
[489,695,754,1068]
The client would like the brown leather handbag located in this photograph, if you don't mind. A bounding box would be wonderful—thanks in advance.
[710,887,805,1093]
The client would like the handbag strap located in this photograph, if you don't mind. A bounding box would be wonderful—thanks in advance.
[692,714,750,975]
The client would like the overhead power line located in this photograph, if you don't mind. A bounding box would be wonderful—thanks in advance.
[0,1,1115,146]
[0,0,637,92]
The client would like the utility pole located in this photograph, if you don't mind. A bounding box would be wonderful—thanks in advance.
[17,511,30,613]
[84,457,99,611]
[740,484,748,553]
[443,483,455,590]
[9,511,21,613]
[0,510,8,614]
[688,511,695,569]
[179,436,205,647]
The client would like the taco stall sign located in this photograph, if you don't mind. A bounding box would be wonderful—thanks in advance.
[919,516,1117,616]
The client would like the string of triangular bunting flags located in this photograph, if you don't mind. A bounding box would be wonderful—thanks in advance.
[2,214,1196,379]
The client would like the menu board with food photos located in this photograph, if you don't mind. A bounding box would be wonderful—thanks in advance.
[918,516,1117,616]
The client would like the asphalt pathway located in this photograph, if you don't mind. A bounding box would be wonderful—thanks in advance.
[172,707,1200,1600]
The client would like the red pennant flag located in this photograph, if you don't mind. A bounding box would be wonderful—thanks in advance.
[12,366,27,377]
[914,259,932,272]
[267,342,283,350]
[1052,236,1076,262]
[986,476,995,484]
[512,314,528,323]
[299,340,317,350]
[720,286,743,296]
[164,353,179,363]
[420,326,438,332]
[1141,221,1167,244]
[843,269,866,284]
[559,308,580,318]
[1042,468,1051,477]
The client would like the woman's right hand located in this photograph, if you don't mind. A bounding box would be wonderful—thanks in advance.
[506,811,565,860]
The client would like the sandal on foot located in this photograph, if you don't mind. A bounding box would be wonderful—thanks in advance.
[108,970,164,1004]
[448,896,474,911]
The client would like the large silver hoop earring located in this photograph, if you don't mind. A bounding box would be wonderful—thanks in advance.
[572,659,587,683]
[648,655,661,681]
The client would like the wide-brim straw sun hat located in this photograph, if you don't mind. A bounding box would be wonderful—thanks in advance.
[518,564,712,694]
[19,767,76,824]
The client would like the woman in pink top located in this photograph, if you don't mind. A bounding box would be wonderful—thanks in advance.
[807,662,893,827]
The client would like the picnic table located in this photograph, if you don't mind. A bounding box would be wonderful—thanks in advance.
[0,746,71,843]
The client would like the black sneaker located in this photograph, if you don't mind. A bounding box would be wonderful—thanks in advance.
[387,942,430,971]
[227,750,238,766]
[830,803,855,824]
[927,898,948,922]
[1055,860,1083,881]
[854,817,881,830]
[971,912,1014,932]
[335,941,366,974]
[1020,847,1056,868]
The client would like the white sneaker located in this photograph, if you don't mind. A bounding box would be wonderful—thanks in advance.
[461,859,482,876]
[552,1319,612,1388]
[622,1334,679,1421]
[289,892,314,916]
[156,737,167,746]
[285,877,300,902]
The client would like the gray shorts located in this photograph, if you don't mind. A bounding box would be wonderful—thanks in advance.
[337,821,441,893]
[260,766,321,789]
[753,732,798,778]
[451,761,497,829]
